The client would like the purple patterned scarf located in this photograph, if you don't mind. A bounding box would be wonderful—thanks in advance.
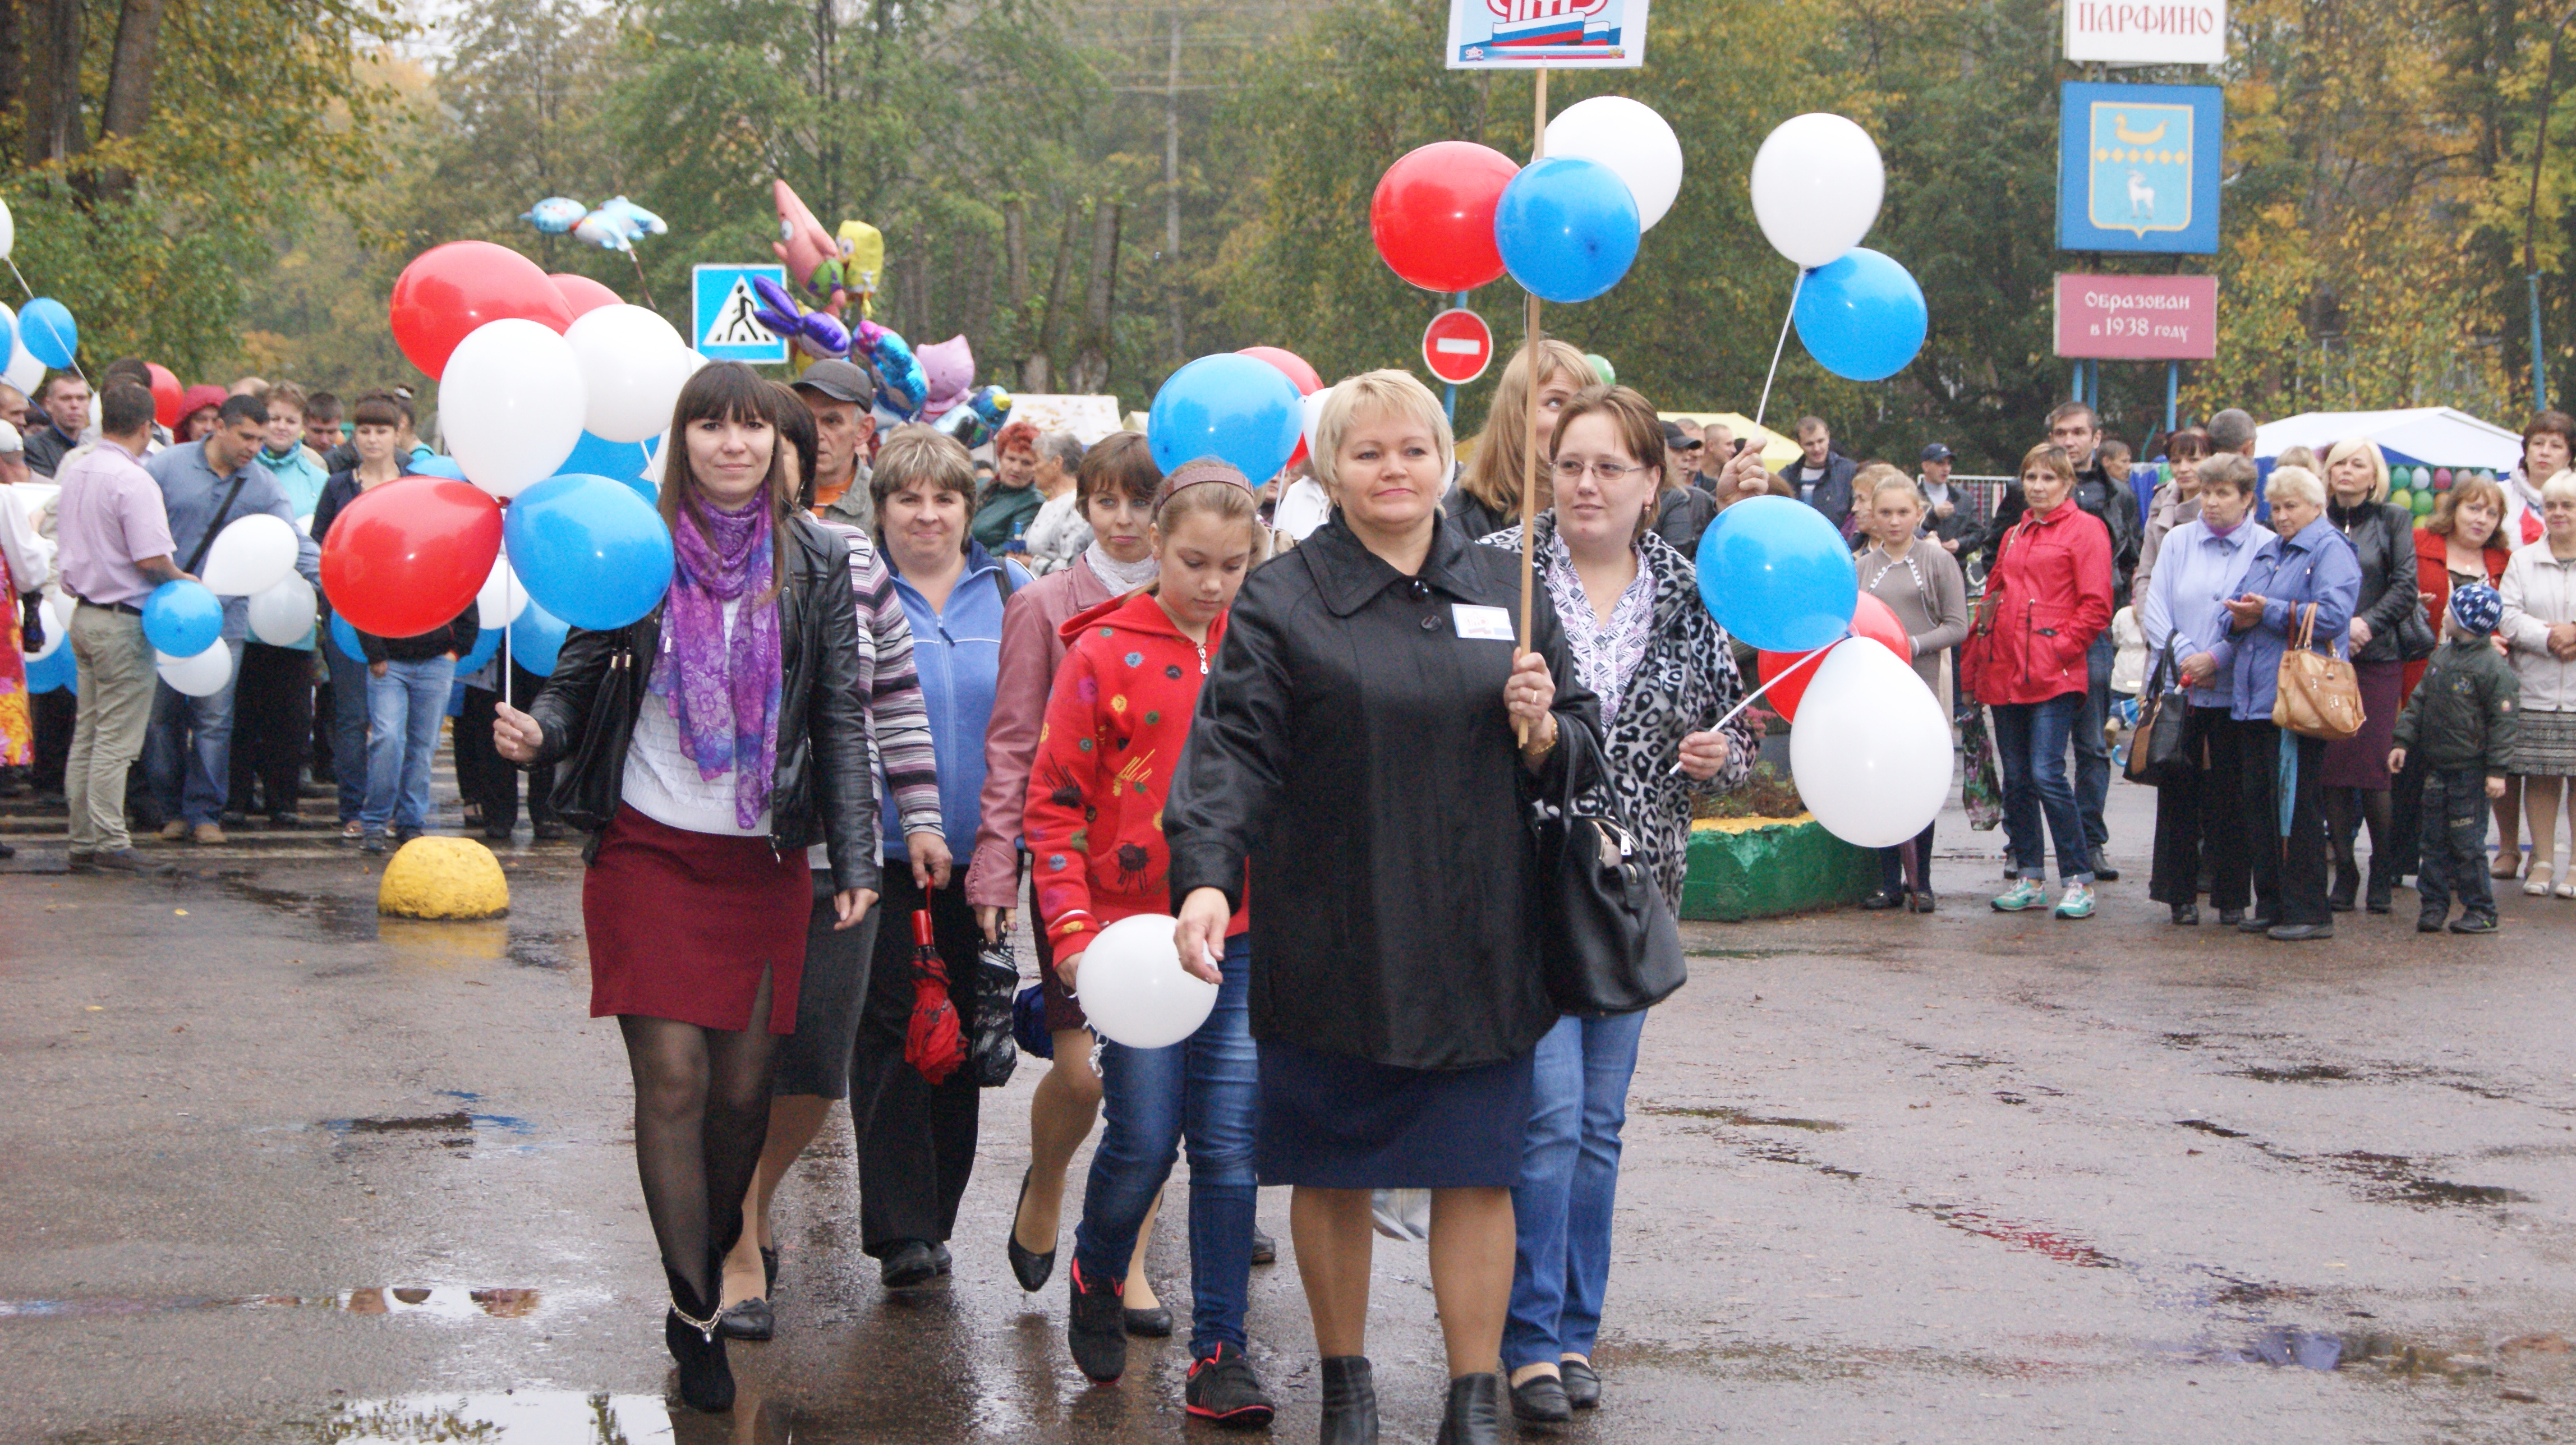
[654,498,783,829]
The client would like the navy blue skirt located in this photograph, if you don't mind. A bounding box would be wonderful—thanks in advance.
[1257,1038,1535,1189]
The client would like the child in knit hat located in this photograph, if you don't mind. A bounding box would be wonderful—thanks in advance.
[2390,582,2518,933]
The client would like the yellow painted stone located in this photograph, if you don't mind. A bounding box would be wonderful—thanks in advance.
[377,836,511,920]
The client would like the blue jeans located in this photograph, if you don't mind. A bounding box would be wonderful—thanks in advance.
[1506,1009,1646,1371]
[1072,933,1258,1356]
[144,638,243,827]
[324,623,371,823]
[1993,694,2095,883]
[2076,632,2114,850]
[364,656,454,832]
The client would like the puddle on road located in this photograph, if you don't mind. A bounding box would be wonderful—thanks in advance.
[320,1092,538,1156]
[2168,1120,2533,1208]
[2231,1064,2358,1084]
[2206,1327,2502,1379]
[303,1390,745,1444]
[0,1286,541,1321]
[215,877,380,942]
[1643,1103,1846,1131]
[2176,1119,2250,1138]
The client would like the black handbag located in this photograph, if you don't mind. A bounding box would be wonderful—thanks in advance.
[967,939,1023,1088]
[546,629,643,832]
[17,592,42,656]
[2389,508,2438,662]
[2125,637,2194,785]
[1530,720,1685,1017]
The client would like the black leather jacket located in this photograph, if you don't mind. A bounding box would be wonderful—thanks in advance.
[526,513,881,893]
[1165,513,1599,1071]
[2329,498,2422,665]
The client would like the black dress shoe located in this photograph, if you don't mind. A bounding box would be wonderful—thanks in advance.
[2328,893,2356,913]
[2169,902,2200,926]
[1436,1372,1503,1445]
[1068,1258,1126,1383]
[932,1241,953,1276]
[1125,1303,1174,1337]
[2267,922,2335,941]
[1008,1167,1056,1292]
[2218,908,2245,927]
[881,1240,938,1288]
[1560,1359,1600,1409]
[1909,889,1938,913]
[2090,850,2120,882]
[2236,913,2278,934]
[1320,1356,1379,1445]
[715,1295,772,1341]
[1250,1225,1276,1265]
[532,820,568,840]
[2417,914,2447,933]
[1860,886,1905,911]
[1509,1372,1571,1424]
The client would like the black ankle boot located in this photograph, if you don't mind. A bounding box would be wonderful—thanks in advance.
[1433,1372,1502,1445]
[2327,871,2357,913]
[664,1267,735,1412]
[1320,1356,1379,1445]
[2366,862,2394,914]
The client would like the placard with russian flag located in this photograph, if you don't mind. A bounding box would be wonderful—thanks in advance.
[1447,0,1650,68]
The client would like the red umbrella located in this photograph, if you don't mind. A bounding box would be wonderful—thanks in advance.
[903,909,964,1085]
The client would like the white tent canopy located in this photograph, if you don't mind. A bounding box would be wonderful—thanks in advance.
[2253,407,2523,473]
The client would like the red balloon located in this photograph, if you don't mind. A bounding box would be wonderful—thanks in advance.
[145,363,183,430]
[1757,596,1911,721]
[1370,141,1518,293]
[1238,346,1322,395]
[388,241,574,379]
[319,477,504,638]
[550,272,624,317]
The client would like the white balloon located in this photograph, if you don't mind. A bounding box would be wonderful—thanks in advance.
[1074,913,1219,1050]
[1545,95,1685,232]
[296,513,314,536]
[199,513,299,596]
[0,196,13,260]
[1,324,38,394]
[44,587,73,637]
[157,639,234,698]
[1747,113,1885,269]
[567,304,694,444]
[477,551,528,628]
[441,318,588,499]
[1787,637,1951,848]
[1300,389,1330,466]
[246,574,318,648]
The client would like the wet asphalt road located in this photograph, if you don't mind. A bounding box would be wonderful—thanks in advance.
[7,784,2576,1444]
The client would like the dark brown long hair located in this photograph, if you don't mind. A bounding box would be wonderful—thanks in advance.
[661,362,794,600]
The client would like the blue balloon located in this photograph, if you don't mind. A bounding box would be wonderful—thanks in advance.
[1792,247,1928,383]
[508,601,569,678]
[503,473,675,631]
[19,298,77,369]
[1147,353,1304,482]
[554,430,651,484]
[453,619,503,676]
[1494,157,1641,305]
[408,454,469,481]
[1694,495,1859,652]
[24,643,73,693]
[142,579,224,657]
[328,610,363,662]
[0,308,14,366]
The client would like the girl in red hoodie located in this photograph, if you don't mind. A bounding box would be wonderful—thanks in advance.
[1024,458,1273,1422]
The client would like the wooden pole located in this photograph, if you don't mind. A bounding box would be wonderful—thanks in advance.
[1515,65,1549,744]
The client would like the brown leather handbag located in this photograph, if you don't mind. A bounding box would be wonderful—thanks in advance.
[2273,602,2365,742]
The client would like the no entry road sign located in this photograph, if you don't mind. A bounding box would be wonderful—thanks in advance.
[1422,308,1496,386]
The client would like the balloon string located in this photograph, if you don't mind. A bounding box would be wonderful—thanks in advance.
[4,258,31,301]
[624,249,658,312]
[1754,269,1805,431]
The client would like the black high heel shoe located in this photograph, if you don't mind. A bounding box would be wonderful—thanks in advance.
[1434,1372,1502,1445]
[664,1269,734,1413]
[1007,1167,1055,1292]
[1320,1356,1378,1445]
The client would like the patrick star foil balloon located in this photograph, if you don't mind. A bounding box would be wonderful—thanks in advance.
[774,181,847,311]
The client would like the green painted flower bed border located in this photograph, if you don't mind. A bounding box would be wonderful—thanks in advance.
[1680,814,1879,922]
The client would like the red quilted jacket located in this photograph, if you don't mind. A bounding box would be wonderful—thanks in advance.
[1965,500,2113,706]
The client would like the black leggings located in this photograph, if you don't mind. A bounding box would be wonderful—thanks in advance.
[618,972,780,1309]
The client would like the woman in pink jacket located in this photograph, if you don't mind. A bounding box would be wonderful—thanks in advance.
[966,431,1187,1325]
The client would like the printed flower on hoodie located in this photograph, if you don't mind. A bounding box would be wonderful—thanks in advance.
[1024,590,1250,960]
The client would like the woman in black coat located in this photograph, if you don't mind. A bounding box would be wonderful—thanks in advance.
[1167,370,1598,1445]
[493,363,880,1413]
[2318,437,2421,912]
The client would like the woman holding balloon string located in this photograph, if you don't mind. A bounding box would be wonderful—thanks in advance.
[1027,459,1275,1421]
[1169,369,1599,1445]
[1474,384,1750,1425]
[1853,464,1969,913]
[968,431,1181,1327]
[491,362,881,1414]
[1964,443,2114,921]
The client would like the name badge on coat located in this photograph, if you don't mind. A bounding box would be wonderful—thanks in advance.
[1452,604,1515,642]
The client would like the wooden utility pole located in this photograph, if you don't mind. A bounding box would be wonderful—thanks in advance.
[1165,8,1185,362]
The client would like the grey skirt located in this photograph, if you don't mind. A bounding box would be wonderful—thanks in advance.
[2513,708,2576,777]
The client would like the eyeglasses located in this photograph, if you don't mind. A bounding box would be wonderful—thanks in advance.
[1551,458,1643,483]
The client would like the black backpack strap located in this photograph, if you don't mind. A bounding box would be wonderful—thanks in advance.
[182,472,252,576]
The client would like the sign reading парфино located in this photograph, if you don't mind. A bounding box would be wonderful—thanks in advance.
[2064,1,2226,66]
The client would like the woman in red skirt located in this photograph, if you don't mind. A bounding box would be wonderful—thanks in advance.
[494,363,880,1413]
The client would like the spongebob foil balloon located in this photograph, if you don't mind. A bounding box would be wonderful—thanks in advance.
[836,222,884,318]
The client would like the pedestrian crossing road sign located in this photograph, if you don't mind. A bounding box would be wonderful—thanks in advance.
[2056,82,2221,255]
[693,264,789,363]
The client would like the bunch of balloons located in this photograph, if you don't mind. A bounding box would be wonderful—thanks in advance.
[137,514,309,694]
[1749,114,1928,383]
[1368,97,1681,307]
[1694,496,1952,849]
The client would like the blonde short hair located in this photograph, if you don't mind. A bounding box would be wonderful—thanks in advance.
[1312,369,1455,499]
[2321,436,2390,504]
[2543,468,2576,505]
[2266,463,2327,510]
